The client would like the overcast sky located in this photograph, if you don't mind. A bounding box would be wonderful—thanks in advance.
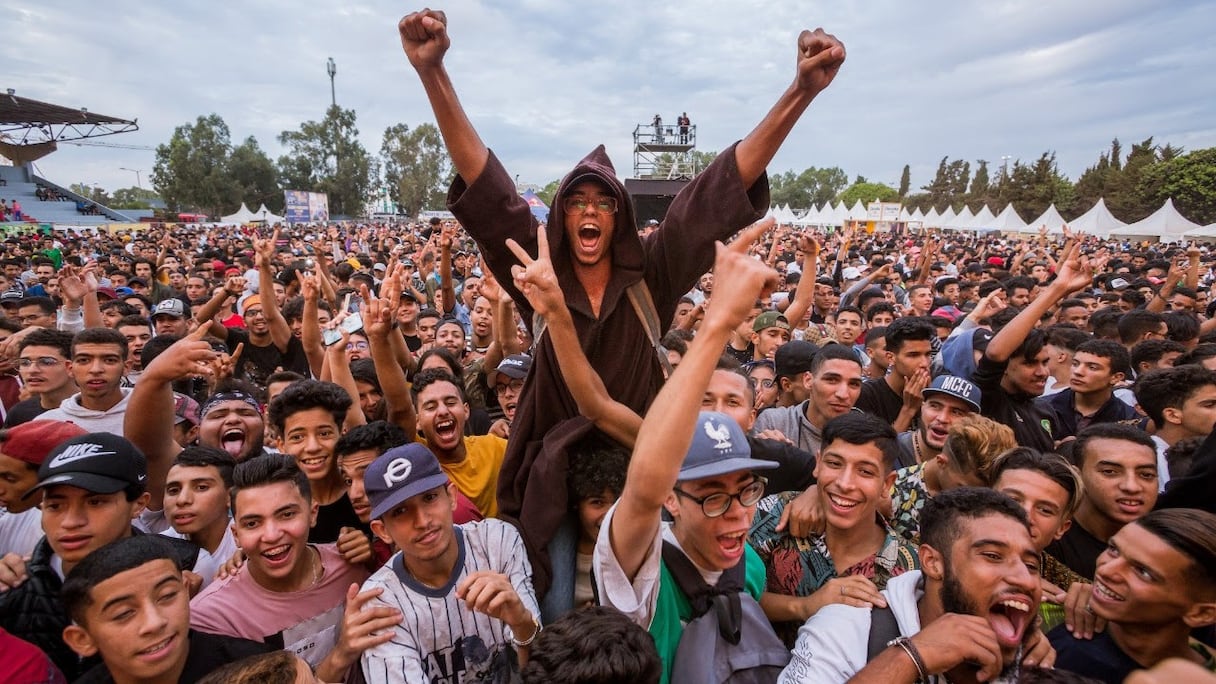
[5,0,1214,207]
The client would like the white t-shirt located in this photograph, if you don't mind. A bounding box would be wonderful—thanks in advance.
[359,519,538,684]
[1151,434,1172,492]
[160,525,238,590]
[780,570,925,683]
[591,501,721,632]
[0,508,43,557]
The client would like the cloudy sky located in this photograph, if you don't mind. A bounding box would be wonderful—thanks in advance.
[5,0,1214,206]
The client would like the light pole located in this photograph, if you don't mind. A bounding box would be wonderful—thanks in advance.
[119,167,142,189]
[326,57,337,108]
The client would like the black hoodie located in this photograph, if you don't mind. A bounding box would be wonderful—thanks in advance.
[448,144,768,596]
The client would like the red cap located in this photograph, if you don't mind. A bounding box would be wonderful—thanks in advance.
[987,256,1005,267]
[1,421,88,465]
[212,259,227,272]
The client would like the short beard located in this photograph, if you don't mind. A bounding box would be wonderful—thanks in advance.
[939,567,1028,682]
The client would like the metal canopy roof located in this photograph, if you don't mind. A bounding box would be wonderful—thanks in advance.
[0,91,138,145]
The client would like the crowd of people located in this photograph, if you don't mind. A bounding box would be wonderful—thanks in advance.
[0,8,1212,684]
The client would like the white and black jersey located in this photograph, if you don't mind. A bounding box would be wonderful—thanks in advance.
[360,519,537,684]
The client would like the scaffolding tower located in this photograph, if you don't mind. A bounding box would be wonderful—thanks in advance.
[633,119,698,180]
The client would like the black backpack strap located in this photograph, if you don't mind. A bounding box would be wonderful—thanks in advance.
[866,604,901,662]
[661,541,746,645]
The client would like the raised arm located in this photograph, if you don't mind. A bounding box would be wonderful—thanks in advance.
[986,243,1091,364]
[439,224,457,315]
[399,9,489,184]
[506,230,642,448]
[124,326,218,510]
[783,234,822,327]
[362,278,417,438]
[194,276,245,341]
[734,29,846,188]
[253,230,293,351]
[608,219,779,581]
[299,272,326,377]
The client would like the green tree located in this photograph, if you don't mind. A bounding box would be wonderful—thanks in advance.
[1106,137,1161,222]
[110,186,159,209]
[69,183,112,205]
[968,160,990,208]
[380,122,452,217]
[1000,152,1073,221]
[1141,147,1216,225]
[228,136,282,213]
[770,166,849,210]
[898,164,910,197]
[536,179,560,207]
[152,113,240,215]
[837,181,898,208]
[277,105,372,218]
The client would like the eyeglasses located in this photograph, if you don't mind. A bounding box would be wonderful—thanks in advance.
[673,477,767,518]
[19,356,64,368]
[749,377,775,390]
[563,196,618,215]
[346,341,369,351]
[495,379,525,394]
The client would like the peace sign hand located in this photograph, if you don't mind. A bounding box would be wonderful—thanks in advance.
[506,229,563,318]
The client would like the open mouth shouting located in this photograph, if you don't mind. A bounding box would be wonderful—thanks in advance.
[432,417,460,445]
[574,223,605,262]
[987,595,1034,648]
[717,530,748,563]
[220,428,246,458]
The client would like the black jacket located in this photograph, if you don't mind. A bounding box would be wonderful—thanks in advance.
[0,530,200,680]
[0,536,93,679]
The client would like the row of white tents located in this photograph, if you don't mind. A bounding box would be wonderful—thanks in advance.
[218,203,285,225]
[768,198,1216,243]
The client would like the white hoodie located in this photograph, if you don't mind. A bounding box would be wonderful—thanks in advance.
[34,387,134,436]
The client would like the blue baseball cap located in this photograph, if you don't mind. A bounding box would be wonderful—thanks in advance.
[922,375,981,412]
[364,443,450,520]
[677,411,778,481]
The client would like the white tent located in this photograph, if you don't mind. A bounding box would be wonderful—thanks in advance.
[848,200,867,221]
[938,206,957,227]
[1068,198,1126,238]
[947,206,975,230]
[910,207,924,221]
[971,205,997,229]
[1185,223,1216,240]
[1028,204,1068,234]
[220,203,258,224]
[253,204,286,224]
[990,204,1028,232]
[830,201,848,225]
[1113,198,1203,242]
[923,207,941,227]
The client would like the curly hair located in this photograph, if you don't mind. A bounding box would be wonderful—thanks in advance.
[567,436,630,505]
[941,414,1017,486]
[267,378,352,434]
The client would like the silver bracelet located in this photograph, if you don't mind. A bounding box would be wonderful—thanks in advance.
[508,615,542,648]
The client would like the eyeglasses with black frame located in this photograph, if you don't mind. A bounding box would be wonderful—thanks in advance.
[672,476,767,518]
[563,196,618,215]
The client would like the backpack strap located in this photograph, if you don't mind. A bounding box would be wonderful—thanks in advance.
[662,541,745,645]
[866,604,901,662]
[626,280,674,377]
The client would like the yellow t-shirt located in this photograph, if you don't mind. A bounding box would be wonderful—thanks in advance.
[417,434,507,519]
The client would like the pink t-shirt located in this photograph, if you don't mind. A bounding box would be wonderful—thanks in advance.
[189,543,369,668]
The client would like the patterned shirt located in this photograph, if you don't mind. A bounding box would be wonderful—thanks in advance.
[889,463,930,542]
[749,491,920,645]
